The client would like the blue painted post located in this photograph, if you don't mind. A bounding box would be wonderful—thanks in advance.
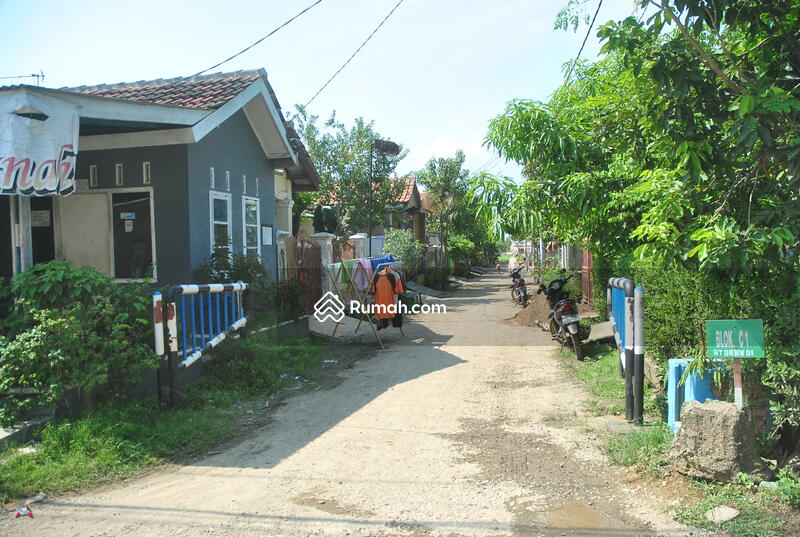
[223,292,230,329]
[215,293,221,335]
[189,295,196,353]
[207,293,213,341]
[199,292,206,347]
[180,295,188,363]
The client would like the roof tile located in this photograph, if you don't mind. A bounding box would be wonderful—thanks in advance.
[61,70,261,110]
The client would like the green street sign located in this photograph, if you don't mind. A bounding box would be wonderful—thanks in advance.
[706,319,765,359]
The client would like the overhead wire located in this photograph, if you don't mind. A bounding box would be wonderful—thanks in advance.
[305,0,405,107]
[191,0,325,77]
[564,0,603,82]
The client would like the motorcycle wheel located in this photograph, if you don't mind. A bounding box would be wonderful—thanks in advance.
[571,334,584,361]
[549,319,559,340]
[512,288,524,305]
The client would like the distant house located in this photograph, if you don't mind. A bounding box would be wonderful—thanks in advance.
[304,176,428,255]
[0,69,319,285]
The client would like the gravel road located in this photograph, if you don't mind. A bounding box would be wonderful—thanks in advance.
[3,273,697,537]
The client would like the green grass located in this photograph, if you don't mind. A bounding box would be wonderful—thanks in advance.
[601,422,672,475]
[675,480,799,537]
[0,335,323,503]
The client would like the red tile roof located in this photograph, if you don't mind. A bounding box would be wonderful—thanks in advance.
[62,70,261,110]
[316,176,416,206]
[396,176,417,203]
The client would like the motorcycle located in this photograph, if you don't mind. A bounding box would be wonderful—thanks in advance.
[537,270,585,360]
[509,267,528,306]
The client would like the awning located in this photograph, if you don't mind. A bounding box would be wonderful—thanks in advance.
[0,87,80,196]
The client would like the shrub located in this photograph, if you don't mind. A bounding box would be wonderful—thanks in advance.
[384,228,425,275]
[195,243,270,288]
[0,262,158,427]
[257,279,311,322]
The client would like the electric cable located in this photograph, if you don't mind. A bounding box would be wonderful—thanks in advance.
[191,0,325,77]
[564,0,603,82]
[305,0,404,107]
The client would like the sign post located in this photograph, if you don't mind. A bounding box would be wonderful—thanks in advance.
[705,319,765,410]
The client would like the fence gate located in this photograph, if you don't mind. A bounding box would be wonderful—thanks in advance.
[293,231,323,313]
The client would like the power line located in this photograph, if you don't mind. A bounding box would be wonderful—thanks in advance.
[191,0,325,77]
[305,0,405,107]
[564,0,603,82]
[0,72,44,85]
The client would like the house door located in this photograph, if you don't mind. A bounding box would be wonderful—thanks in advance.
[56,193,112,276]
[30,197,55,265]
[111,192,153,278]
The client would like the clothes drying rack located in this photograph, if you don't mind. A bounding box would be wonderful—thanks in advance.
[324,259,406,348]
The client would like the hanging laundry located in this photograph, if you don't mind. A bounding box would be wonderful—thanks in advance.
[354,259,374,292]
[342,258,358,284]
[369,254,395,272]
[369,267,404,330]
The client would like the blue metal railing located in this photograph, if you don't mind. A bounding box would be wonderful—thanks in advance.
[154,281,249,407]
[168,282,247,367]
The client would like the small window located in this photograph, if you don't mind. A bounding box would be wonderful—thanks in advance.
[225,171,230,191]
[142,162,151,185]
[89,165,98,187]
[242,196,260,259]
[115,163,124,186]
[210,191,232,251]
[254,177,259,197]
[242,174,247,194]
[210,167,215,189]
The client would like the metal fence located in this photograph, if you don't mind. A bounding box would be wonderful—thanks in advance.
[607,277,645,425]
[153,281,249,406]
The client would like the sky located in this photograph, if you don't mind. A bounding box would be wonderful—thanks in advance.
[0,0,640,183]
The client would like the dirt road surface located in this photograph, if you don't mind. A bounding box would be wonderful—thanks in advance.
[3,274,696,537]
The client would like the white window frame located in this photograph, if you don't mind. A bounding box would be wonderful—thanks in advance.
[209,167,215,189]
[224,170,230,191]
[142,161,151,185]
[242,196,261,259]
[242,174,247,194]
[115,163,124,186]
[210,191,232,252]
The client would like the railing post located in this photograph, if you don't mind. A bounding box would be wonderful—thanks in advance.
[624,293,635,422]
[153,292,170,406]
[165,297,180,408]
[633,285,645,425]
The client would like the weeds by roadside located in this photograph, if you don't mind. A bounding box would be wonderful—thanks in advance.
[674,478,799,537]
[0,335,324,504]
[601,422,672,476]
[559,342,800,537]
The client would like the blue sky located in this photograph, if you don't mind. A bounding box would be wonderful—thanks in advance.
[0,0,638,182]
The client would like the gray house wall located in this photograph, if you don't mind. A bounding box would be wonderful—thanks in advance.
[76,144,191,284]
[187,110,276,278]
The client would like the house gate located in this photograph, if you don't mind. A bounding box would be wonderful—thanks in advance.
[292,231,323,313]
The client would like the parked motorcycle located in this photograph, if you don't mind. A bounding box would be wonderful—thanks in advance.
[509,267,528,306]
[537,270,584,360]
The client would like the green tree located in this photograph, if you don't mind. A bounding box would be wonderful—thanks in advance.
[294,106,406,237]
[417,151,470,266]
[485,0,800,437]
